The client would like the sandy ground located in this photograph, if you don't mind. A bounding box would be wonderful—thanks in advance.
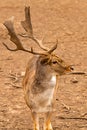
[0,0,87,130]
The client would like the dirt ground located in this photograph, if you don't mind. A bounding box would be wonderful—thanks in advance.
[0,0,87,130]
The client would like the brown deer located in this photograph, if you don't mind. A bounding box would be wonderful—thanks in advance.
[3,6,73,130]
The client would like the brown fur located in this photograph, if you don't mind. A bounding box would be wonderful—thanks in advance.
[22,53,73,130]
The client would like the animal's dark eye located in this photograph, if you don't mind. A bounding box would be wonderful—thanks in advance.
[53,61,57,64]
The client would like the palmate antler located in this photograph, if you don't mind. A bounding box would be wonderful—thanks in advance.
[3,17,44,55]
[21,6,58,53]
[21,6,49,51]
[3,6,58,55]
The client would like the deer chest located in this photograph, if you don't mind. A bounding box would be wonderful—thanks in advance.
[29,75,57,112]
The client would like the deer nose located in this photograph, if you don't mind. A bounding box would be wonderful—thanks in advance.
[70,66,74,70]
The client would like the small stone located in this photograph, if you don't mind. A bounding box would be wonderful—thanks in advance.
[71,80,78,83]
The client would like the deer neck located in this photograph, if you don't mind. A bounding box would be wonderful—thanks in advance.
[35,65,56,86]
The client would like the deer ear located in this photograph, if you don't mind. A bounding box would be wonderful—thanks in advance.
[40,58,50,65]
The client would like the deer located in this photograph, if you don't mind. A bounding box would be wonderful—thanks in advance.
[3,6,74,130]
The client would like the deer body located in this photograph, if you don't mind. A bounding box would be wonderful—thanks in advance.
[22,54,73,130]
[23,56,58,113]
[3,6,73,130]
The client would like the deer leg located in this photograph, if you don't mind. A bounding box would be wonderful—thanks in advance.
[31,112,39,130]
[44,112,53,130]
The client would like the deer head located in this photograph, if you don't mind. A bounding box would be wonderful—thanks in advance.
[35,54,73,76]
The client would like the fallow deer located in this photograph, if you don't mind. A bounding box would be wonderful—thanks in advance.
[3,6,73,130]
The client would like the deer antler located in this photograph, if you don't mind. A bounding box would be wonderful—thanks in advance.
[21,6,58,53]
[21,6,33,37]
[3,17,45,55]
[48,40,58,53]
[3,6,58,55]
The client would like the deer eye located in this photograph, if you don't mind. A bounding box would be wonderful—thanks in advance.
[53,61,57,64]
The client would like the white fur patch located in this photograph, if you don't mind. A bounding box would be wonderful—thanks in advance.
[31,75,56,112]
[50,75,56,85]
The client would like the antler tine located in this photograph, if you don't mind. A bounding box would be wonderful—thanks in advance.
[3,17,45,55]
[21,6,49,51]
[21,6,33,37]
[48,39,58,54]
[3,16,25,51]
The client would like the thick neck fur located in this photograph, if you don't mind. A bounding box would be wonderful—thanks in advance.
[25,56,57,94]
[34,57,56,85]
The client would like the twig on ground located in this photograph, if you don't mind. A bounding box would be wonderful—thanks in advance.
[5,82,22,89]
[69,72,86,75]
[8,72,22,83]
[8,75,19,83]
[81,113,87,117]
[76,125,87,128]
[10,82,22,89]
[61,102,70,111]
[58,116,87,120]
